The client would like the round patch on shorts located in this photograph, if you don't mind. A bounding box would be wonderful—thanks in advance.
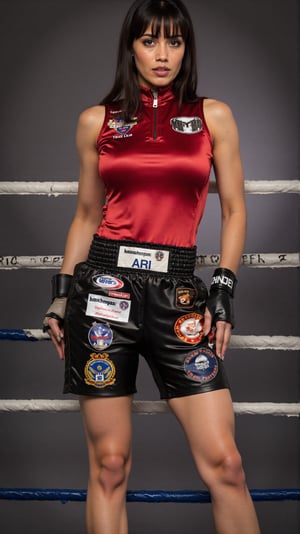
[174,313,204,344]
[184,347,218,383]
[84,352,116,389]
[88,322,113,351]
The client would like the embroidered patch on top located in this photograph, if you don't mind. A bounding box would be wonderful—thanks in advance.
[184,347,218,383]
[84,352,116,389]
[174,313,204,344]
[108,117,138,138]
[92,274,124,290]
[175,287,197,309]
[170,116,203,134]
[88,322,113,351]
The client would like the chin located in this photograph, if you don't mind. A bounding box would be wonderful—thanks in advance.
[152,78,173,88]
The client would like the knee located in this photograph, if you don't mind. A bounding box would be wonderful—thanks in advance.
[219,450,246,487]
[93,452,130,493]
[206,448,246,490]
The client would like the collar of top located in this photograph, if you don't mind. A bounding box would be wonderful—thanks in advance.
[140,84,175,106]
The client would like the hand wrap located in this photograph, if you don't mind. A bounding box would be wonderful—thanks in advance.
[43,274,73,330]
[206,267,237,328]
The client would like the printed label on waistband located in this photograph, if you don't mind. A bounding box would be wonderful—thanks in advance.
[86,293,131,323]
[117,246,169,272]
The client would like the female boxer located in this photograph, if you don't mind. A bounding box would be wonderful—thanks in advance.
[44,1,260,532]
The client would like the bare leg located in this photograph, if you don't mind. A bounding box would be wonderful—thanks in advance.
[80,395,133,534]
[168,389,260,534]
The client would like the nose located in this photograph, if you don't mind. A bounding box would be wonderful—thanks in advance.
[156,41,168,61]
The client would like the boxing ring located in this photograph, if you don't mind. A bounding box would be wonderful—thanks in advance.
[0,179,299,507]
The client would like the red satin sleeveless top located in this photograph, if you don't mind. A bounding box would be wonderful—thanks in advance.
[96,85,213,247]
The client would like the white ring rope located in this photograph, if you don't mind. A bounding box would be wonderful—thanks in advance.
[0,253,299,270]
[5,329,300,350]
[0,399,299,417]
[0,181,78,196]
[0,178,298,518]
[0,180,299,196]
[228,335,300,351]
[1,180,299,423]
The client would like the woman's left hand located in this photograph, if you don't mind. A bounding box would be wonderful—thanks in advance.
[203,307,232,360]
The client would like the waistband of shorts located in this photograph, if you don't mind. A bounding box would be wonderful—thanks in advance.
[87,235,196,277]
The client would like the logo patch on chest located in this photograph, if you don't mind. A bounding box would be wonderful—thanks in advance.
[108,117,138,138]
[170,116,203,134]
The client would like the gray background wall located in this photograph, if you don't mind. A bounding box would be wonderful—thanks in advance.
[0,0,299,532]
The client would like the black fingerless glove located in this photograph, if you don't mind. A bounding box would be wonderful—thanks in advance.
[206,267,237,328]
[43,274,73,330]
[51,273,73,300]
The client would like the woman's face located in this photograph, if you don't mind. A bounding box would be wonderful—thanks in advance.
[132,22,185,90]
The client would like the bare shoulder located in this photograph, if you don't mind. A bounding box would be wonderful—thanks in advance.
[203,98,234,120]
[76,105,106,147]
[203,98,239,141]
[78,105,106,132]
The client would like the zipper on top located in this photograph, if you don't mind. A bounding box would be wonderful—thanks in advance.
[152,90,158,140]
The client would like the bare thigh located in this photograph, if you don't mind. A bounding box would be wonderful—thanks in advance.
[80,396,133,463]
[168,389,237,479]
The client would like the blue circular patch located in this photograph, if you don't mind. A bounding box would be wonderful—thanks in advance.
[184,347,218,383]
[88,323,113,351]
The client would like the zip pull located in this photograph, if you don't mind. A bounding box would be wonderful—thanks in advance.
[152,90,158,108]
[152,90,158,140]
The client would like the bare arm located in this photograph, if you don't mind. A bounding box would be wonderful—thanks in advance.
[60,105,106,274]
[47,105,106,358]
[203,99,246,357]
[205,98,246,272]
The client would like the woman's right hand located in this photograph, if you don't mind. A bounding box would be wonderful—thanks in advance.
[46,317,65,360]
[43,296,68,360]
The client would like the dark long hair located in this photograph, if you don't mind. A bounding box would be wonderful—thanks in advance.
[100,0,198,119]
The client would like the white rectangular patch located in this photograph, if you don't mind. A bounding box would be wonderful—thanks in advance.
[86,293,131,323]
[117,246,169,272]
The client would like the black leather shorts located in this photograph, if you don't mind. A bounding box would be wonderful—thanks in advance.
[63,236,230,399]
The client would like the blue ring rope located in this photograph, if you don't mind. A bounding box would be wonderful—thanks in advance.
[1,332,298,504]
[0,488,299,504]
[0,329,41,341]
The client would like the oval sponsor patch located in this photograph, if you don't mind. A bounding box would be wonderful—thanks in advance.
[92,274,124,290]
[184,347,218,383]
